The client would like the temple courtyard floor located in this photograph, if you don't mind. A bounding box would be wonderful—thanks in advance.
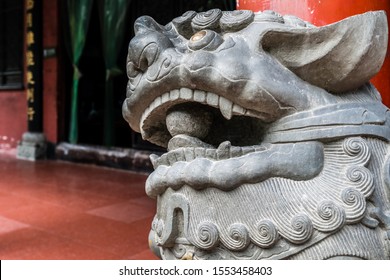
[0,155,158,260]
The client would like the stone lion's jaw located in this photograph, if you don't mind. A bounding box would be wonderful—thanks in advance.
[139,88,268,148]
[136,82,326,199]
[141,86,325,199]
[139,87,276,197]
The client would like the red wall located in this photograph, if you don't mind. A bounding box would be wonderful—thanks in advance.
[0,91,27,151]
[238,0,390,107]
[0,0,59,154]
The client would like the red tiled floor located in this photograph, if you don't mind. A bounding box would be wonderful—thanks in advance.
[0,216,29,234]
[88,196,156,224]
[0,155,159,260]
[0,228,121,260]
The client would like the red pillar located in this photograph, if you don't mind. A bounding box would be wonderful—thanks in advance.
[237,0,390,106]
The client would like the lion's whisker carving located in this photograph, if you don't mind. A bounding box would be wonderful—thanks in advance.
[123,9,390,260]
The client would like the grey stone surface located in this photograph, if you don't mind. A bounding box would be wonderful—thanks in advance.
[55,142,158,172]
[123,9,390,259]
[17,132,46,161]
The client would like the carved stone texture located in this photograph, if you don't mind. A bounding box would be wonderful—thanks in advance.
[123,9,390,259]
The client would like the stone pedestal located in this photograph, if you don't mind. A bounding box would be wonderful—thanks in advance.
[17,132,46,161]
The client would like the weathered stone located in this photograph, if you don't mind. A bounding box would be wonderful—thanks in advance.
[55,142,158,172]
[17,132,46,161]
[123,9,390,260]
[166,103,213,140]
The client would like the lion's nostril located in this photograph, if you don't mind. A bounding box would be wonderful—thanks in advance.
[140,43,159,69]
[128,30,174,76]
[128,42,159,73]
[127,61,140,78]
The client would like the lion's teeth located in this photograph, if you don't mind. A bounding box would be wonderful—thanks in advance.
[232,104,246,115]
[195,147,206,158]
[167,152,178,165]
[194,90,206,103]
[217,141,231,159]
[170,89,180,100]
[161,92,170,103]
[142,90,251,132]
[151,143,268,169]
[184,148,195,161]
[206,92,219,107]
[167,134,213,151]
[245,109,264,119]
[173,149,185,162]
[219,96,233,120]
[230,146,242,157]
[156,154,169,167]
[255,146,268,152]
[152,96,162,109]
[241,146,255,154]
[206,148,217,160]
[179,88,193,100]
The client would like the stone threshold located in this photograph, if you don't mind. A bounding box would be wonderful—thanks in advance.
[55,142,161,173]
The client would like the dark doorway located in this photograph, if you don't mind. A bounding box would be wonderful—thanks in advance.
[60,0,236,150]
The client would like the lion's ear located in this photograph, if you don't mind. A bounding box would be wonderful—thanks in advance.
[261,11,388,93]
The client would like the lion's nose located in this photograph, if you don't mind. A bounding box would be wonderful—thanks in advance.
[134,15,165,35]
[127,16,174,78]
[127,37,159,76]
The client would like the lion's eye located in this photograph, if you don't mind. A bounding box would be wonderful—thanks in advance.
[188,30,223,51]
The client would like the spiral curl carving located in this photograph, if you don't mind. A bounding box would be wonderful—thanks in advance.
[342,137,371,165]
[254,10,284,23]
[251,220,278,248]
[341,187,366,223]
[220,10,254,32]
[193,221,219,250]
[172,11,197,39]
[148,54,175,81]
[192,9,222,31]
[173,10,197,25]
[285,214,313,244]
[314,200,346,232]
[221,223,250,251]
[172,244,187,259]
[346,166,374,197]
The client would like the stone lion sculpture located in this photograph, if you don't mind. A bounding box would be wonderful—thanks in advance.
[123,9,390,259]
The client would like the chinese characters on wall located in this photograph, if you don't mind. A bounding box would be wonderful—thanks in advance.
[25,0,42,131]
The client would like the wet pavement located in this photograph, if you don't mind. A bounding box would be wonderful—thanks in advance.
[0,155,158,260]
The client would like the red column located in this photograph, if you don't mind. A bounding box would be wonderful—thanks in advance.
[237,0,390,106]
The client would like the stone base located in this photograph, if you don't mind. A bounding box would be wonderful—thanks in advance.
[17,132,47,161]
[55,142,160,172]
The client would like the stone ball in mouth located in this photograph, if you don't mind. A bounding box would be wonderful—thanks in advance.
[166,103,213,140]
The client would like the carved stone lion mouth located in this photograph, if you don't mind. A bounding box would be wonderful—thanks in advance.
[140,87,326,198]
[140,87,289,197]
[139,87,269,150]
